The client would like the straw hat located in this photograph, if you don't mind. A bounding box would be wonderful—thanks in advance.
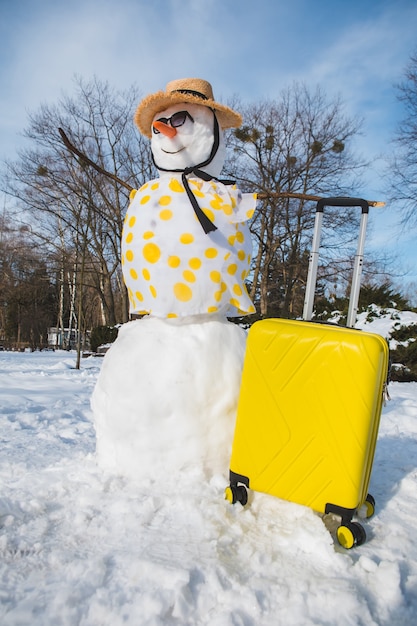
[134,78,242,138]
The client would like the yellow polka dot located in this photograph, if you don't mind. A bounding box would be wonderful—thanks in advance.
[200,208,215,224]
[174,283,193,302]
[140,195,151,204]
[167,312,178,318]
[210,198,222,210]
[228,264,238,275]
[142,268,151,281]
[135,291,144,302]
[151,182,159,190]
[241,269,247,280]
[130,268,138,280]
[139,183,149,192]
[207,306,218,313]
[214,290,222,302]
[180,233,194,244]
[150,285,157,298]
[194,190,205,198]
[210,271,221,283]
[128,216,136,228]
[126,250,134,262]
[126,232,133,244]
[236,231,245,243]
[238,250,246,261]
[230,298,241,308]
[168,255,181,268]
[228,234,236,245]
[231,195,237,208]
[233,284,243,296]
[220,282,227,293]
[143,243,161,263]
[205,248,218,259]
[169,179,185,193]
[159,209,173,220]
[247,208,255,218]
[159,195,172,206]
[129,189,137,201]
[183,270,196,283]
[143,231,154,239]
[223,203,233,215]
[189,257,202,270]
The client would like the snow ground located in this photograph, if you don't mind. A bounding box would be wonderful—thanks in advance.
[1,311,417,625]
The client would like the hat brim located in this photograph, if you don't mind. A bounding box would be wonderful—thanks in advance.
[134,91,242,138]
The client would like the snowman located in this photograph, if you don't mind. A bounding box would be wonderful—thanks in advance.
[92,78,256,482]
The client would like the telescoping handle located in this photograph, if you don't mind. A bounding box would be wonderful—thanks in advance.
[302,197,370,328]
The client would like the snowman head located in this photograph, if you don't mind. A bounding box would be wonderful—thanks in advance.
[150,103,226,178]
[135,79,242,178]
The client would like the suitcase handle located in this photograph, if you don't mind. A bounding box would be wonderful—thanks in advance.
[303,197,370,328]
[316,197,369,213]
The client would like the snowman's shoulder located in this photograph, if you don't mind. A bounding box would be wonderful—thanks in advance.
[127,178,166,207]
[212,182,257,223]
[135,177,188,198]
[233,191,257,222]
[136,178,162,195]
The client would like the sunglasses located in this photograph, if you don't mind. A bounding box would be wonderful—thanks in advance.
[152,110,194,134]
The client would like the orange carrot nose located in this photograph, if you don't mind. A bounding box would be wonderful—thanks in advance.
[152,120,177,138]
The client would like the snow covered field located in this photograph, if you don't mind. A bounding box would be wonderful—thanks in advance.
[1,314,417,625]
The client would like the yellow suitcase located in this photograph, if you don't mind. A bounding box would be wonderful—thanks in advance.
[226,198,390,549]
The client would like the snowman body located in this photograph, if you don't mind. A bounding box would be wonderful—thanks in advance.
[122,175,256,318]
[92,99,255,481]
[92,314,247,480]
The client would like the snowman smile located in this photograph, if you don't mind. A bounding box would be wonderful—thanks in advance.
[161,146,186,154]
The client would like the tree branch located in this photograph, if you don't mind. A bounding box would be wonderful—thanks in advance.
[58,127,134,193]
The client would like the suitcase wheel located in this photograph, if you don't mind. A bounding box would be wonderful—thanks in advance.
[357,494,376,520]
[225,484,248,506]
[336,522,366,549]
[364,494,376,518]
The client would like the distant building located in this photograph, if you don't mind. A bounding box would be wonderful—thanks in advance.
[47,327,90,350]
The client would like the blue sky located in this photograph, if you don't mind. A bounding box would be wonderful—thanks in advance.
[1,0,416,290]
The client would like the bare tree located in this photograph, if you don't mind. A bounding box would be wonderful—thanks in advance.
[4,76,153,331]
[225,84,367,317]
[388,50,417,227]
[0,212,56,349]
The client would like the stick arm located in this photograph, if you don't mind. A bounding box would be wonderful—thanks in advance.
[58,127,134,193]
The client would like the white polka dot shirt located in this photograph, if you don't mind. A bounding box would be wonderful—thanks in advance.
[121,176,256,318]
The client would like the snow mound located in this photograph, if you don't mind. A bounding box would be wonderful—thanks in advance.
[92,315,247,481]
[355,305,417,340]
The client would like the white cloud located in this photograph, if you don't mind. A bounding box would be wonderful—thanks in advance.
[297,3,417,104]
